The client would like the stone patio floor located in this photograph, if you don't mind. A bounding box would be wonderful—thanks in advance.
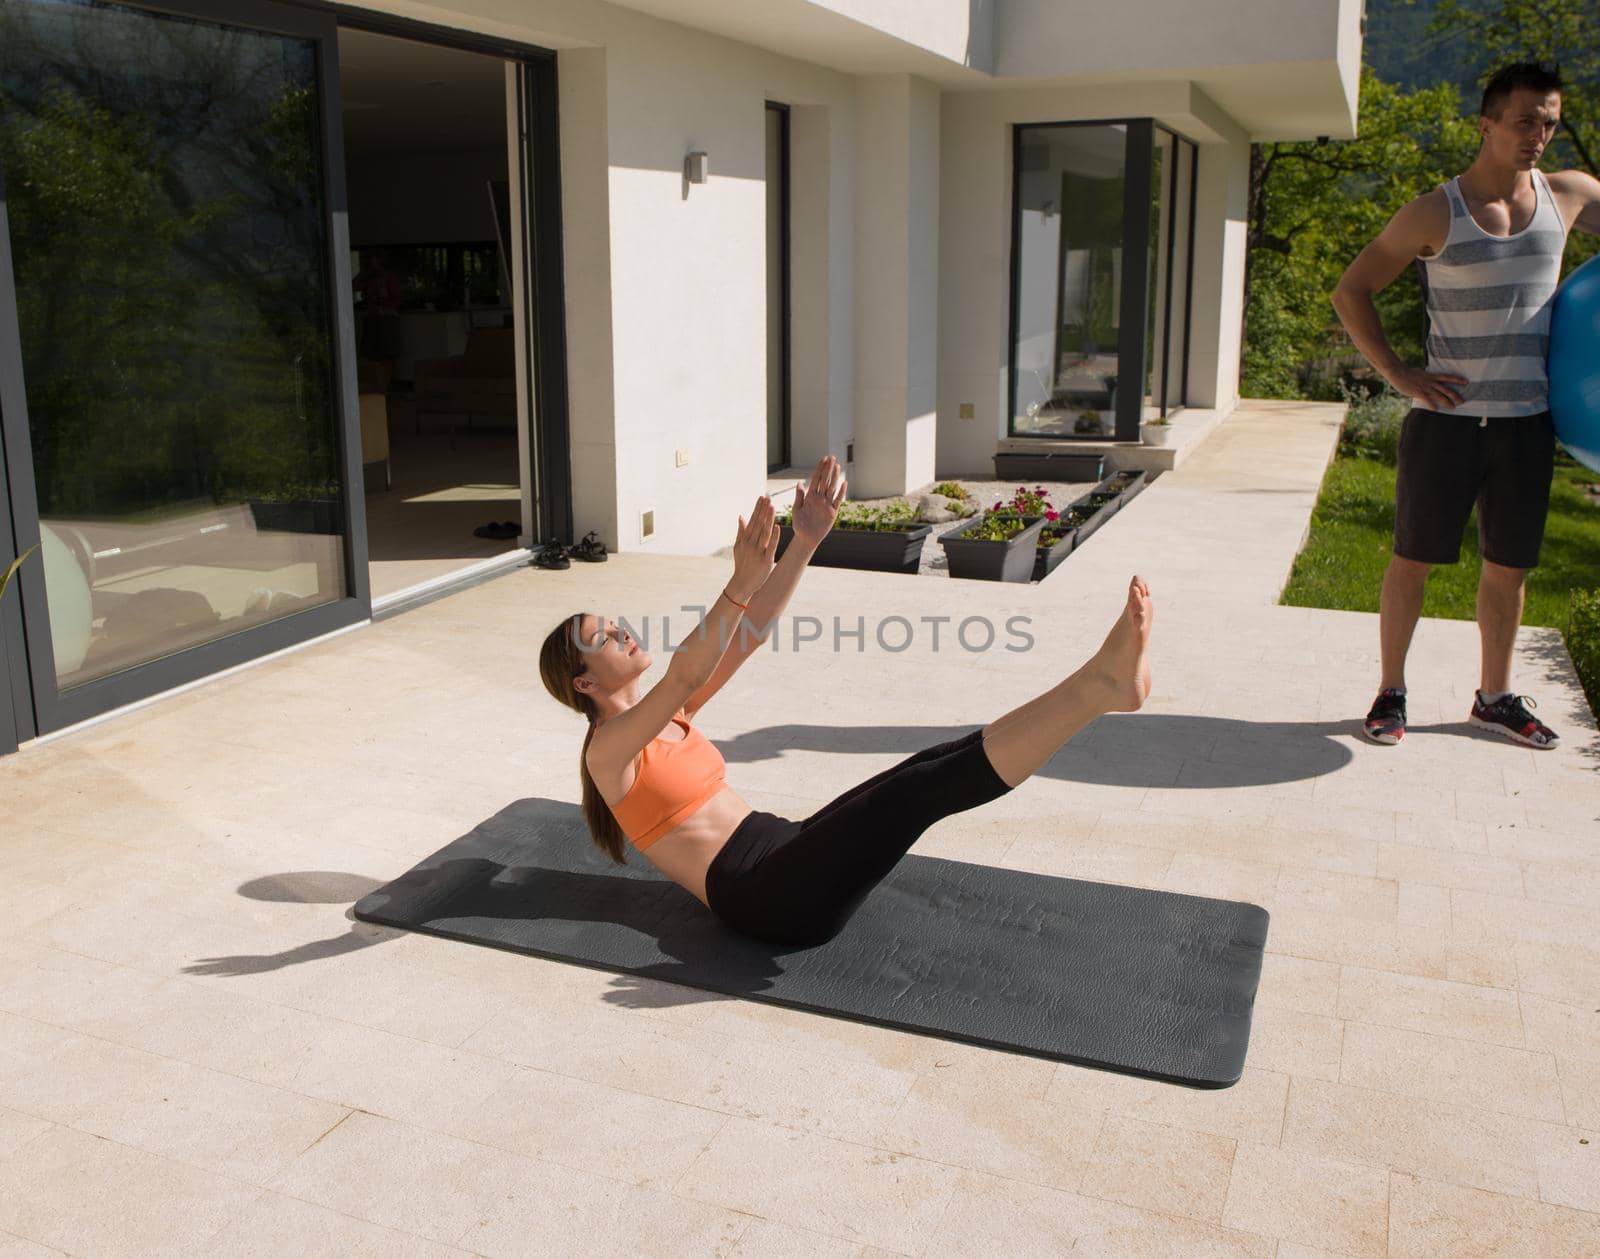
[3,400,1599,1257]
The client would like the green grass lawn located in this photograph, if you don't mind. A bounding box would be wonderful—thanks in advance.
[1282,451,1600,631]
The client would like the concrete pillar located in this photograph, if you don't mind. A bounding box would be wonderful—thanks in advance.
[789,104,855,471]
[555,46,620,544]
[851,74,940,497]
[1186,135,1249,413]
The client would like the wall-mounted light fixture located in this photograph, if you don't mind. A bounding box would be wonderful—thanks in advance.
[684,150,709,184]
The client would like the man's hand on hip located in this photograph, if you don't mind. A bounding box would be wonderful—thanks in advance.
[1386,364,1467,410]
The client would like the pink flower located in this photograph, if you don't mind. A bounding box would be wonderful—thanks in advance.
[1045,510,1058,521]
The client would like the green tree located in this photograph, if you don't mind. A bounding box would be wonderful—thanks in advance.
[1429,0,1600,278]
[1431,0,1598,175]
[1243,68,1477,398]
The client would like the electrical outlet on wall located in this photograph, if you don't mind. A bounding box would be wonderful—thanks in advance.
[845,441,854,463]
[674,449,689,467]
[641,510,654,539]
[959,402,975,420]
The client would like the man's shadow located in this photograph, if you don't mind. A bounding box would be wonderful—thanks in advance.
[715,714,1358,789]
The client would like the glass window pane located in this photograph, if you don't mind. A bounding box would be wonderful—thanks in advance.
[1143,129,1176,421]
[1,0,347,690]
[1164,140,1196,412]
[1012,123,1126,439]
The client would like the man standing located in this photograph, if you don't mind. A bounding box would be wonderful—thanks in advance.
[1333,62,1600,748]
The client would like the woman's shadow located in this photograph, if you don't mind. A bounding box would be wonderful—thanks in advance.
[181,839,801,1008]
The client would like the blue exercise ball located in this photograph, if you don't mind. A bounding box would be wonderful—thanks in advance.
[1549,254,1600,474]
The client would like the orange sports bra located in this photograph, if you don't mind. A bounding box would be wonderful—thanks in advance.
[608,708,728,850]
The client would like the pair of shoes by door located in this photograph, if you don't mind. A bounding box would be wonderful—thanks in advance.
[532,539,570,569]
[570,530,607,562]
[473,520,520,540]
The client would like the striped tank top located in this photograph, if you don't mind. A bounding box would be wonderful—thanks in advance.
[1417,171,1567,417]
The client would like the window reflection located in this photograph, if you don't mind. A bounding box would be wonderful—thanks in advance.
[1013,124,1127,438]
[0,0,346,688]
[1010,121,1196,438]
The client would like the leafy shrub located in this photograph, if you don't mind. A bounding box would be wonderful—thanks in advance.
[1568,588,1600,722]
[960,509,1036,543]
[1339,383,1409,464]
[929,481,970,500]
[775,498,919,532]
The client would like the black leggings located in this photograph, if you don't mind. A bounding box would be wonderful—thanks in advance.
[703,727,1014,947]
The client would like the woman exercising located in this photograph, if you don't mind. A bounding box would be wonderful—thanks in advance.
[538,454,1153,947]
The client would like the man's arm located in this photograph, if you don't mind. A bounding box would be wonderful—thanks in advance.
[1548,169,1600,235]
[1331,190,1466,410]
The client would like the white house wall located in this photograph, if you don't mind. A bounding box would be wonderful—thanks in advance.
[349,0,1324,554]
[852,74,941,500]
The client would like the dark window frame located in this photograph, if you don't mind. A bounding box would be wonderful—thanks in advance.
[0,0,571,748]
[0,0,368,736]
[765,100,791,474]
[1005,117,1199,443]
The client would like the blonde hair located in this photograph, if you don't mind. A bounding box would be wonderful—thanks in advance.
[538,613,630,864]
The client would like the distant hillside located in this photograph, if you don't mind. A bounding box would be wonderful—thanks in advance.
[1364,0,1487,105]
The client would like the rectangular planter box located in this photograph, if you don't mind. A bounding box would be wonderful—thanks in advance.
[1031,470,1154,576]
[939,514,1047,582]
[248,497,342,535]
[776,522,934,575]
[1031,527,1077,581]
[1101,469,1152,509]
[993,451,1107,482]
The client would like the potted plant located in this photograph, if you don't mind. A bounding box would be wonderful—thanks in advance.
[939,485,1050,582]
[1058,469,1153,554]
[1141,416,1172,446]
[1102,468,1152,507]
[774,497,934,575]
[1033,505,1089,580]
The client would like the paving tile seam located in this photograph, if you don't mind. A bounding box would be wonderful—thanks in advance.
[0,1224,83,1259]
[981,1143,1290,1252]
[1386,1165,1600,1241]
[657,1075,1123,1195]
[29,906,1347,1136]
[1550,1056,1600,1130]
[1277,1082,1586,1193]
[1330,1019,1563,1118]
[254,1104,760,1243]
[0,973,741,1134]
[0,1106,292,1226]
[685,1108,1287,1259]
[667,1123,964,1256]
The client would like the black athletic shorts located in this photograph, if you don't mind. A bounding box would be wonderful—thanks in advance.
[1393,407,1556,569]
[704,728,1013,948]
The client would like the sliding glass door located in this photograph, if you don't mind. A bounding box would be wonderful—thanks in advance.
[1008,119,1197,441]
[0,0,367,734]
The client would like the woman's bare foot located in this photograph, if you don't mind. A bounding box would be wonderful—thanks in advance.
[1088,575,1153,712]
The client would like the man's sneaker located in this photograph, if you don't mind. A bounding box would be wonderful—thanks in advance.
[1363,688,1407,745]
[1469,693,1560,749]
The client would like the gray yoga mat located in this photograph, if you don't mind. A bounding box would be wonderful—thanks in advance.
[353,798,1269,1088]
